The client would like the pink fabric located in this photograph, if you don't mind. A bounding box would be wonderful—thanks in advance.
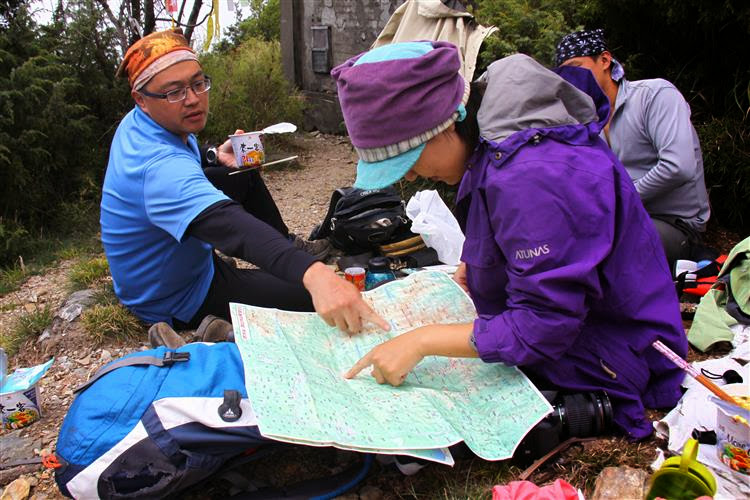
[492,479,579,500]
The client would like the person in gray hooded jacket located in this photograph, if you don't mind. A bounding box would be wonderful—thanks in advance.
[556,29,711,265]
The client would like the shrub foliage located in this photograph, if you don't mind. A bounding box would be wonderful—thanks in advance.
[199,38,303,144]
[473,0,750,233]
[0,0,129,266]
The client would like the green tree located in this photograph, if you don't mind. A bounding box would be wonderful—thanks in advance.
[217,0,279,52]
[474,0,749,232]
[575,0,750,232]
[0,0,129,264]
[474,0,580,67]
[200,37,302,143]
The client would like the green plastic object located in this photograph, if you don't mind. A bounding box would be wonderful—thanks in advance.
[646,438,717,500]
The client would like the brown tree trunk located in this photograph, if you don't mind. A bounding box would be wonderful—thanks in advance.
[143,0,155,35]
[183,0,203,44]
[93,0,129,54]
[129,0,141,45]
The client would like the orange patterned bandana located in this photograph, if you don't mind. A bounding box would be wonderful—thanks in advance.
[116,29,198,89]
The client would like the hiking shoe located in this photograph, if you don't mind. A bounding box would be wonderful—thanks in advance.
[196,314,235,343]
[290,234,332,260]
[148,322,186,349]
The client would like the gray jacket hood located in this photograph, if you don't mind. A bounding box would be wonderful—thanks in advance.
[476,54,597,142]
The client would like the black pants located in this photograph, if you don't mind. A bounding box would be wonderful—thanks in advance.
[650,216,713,269]
[173,167,314,330]
[203,166,289,236]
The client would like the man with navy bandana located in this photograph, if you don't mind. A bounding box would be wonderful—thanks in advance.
[556,29,711,266]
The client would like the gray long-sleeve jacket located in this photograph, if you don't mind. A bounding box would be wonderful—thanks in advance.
[606,77,710,231]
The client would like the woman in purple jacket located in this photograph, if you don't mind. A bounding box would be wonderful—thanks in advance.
[332,41,687,440]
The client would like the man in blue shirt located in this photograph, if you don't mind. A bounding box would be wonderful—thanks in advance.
[556,29,711,266]
[101,29,388,335]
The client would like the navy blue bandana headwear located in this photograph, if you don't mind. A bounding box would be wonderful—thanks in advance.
[555,28,625,81]
[555,29,608,67]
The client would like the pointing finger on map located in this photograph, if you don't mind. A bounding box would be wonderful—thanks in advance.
[342,305,364,333]
[348,354,406,387]
[345,329,428,386]
[302,262,389,334]
[360,303,391,333]
[346,323,479,386]
[345,351,373,380]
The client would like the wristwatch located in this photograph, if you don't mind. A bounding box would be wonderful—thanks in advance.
[205,146,218,165]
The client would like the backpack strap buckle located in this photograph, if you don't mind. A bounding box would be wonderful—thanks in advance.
[74,350,192,394]
[162,351,190,365]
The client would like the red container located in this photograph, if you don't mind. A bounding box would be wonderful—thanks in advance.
[344,267,366,291]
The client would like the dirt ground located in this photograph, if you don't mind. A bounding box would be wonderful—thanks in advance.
[0,131,742,499]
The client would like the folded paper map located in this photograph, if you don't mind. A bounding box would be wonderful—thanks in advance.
[230,271,551,464]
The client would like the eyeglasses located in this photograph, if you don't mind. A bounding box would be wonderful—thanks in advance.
[139,76,212,103]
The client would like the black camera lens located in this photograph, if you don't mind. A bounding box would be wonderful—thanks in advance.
[513,391,614,465]
[557,392,613,438]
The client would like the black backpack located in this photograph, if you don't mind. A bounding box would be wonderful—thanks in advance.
[309,187,411,254]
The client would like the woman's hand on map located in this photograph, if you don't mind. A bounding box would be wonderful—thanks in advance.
[303,262,390,334]
[345,327,428,386]
[345,323,478,386]
[453,262,469,294]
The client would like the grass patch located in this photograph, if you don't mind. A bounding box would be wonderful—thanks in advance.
[0,305,53,356]
[80,288,145,343]
[69,256,110,290]
[390,458,519,499]
[0,228,102,296]
[57,245,92,261]
[0,265,30,295]
[531,437,656,495]
[0,302,20,313]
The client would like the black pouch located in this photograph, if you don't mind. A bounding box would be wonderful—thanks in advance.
[401,247,440,268]
[310,187,412,254]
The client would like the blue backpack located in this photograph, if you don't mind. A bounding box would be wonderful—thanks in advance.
[53,342,372,499]
[54,343,267,498]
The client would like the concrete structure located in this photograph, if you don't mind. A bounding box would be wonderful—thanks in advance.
[281,0,405,133]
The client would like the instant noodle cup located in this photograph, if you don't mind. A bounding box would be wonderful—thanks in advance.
[1,385,42,429]
[229,131,265,168]
[0,358,53,430]
[716,383,750,476]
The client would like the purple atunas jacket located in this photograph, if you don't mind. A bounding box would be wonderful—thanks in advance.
[457,55,687,440]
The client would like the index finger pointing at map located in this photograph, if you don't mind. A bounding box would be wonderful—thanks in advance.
[362,303,390,332]
[345,351,373,379]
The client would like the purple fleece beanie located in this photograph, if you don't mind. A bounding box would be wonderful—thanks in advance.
[331,41,467,189]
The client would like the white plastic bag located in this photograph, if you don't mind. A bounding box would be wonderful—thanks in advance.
[406,190,465,265]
